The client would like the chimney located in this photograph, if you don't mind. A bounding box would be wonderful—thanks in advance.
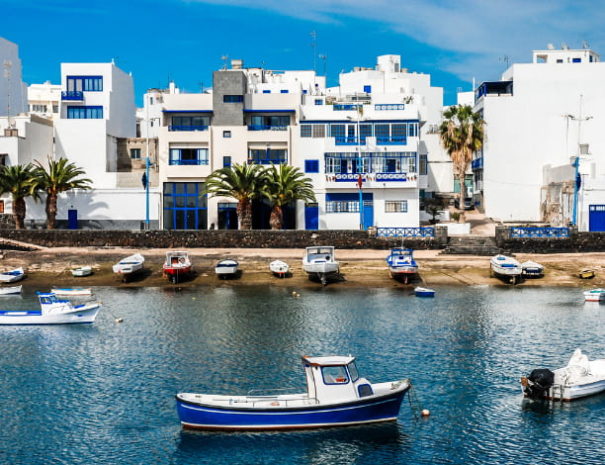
[231,59,244,70]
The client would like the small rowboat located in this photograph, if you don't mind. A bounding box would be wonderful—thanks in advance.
[0,292,101,325]
[0,285,22,295]
[269,260,289,278]
[50,288,93,297]
[0,267,25,283]
[113,254,145,281]
[521,260,544,278]
[71,266,92,277]
[490,255,522,284]
[414,287,435,298]
[215,259,239,279]
[579,269,596,279]
[584,289,605,302]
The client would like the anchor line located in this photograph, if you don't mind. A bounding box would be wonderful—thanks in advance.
[406,382,423,421]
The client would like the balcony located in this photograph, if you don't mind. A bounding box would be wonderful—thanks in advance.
[327,172,417,183]
[376,136,407,145]
[168,125,208,132]
[61,91,84,101]
[169,159,208,166]
[333,104,362,111]
[334,136,361,146]
[247,125,288,131]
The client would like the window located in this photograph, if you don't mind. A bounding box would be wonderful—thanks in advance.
[52,105,59,113]
[223,95,243,103]
[163,182,207,230]
[314,99,323,105]
[263,90,271,94]
[572,58,582,63]
[0,154,7,166]
[280,89,289,93]
[169,148,209,165]
[556,59,564,63]
[312,125,325,138]
[150,97,154,105]
[419,154,427,175]
[130,148,141,159]
[324,152,417,174]
[347,362,359,382]
[385,200,408,213]
[223,130,231,138]
[170,116,209,131]
[300,125,312,137]
[248,149,287,164]
[321,366,349,384]
[305,160,319,173]
[223,156,231,168]
[363,85,372,93]
[325,193,370,213]
[67,106,103,119]
[329,124,345,138]
[32,104,47,112]
[248,115,289,130]
[66,75,103,92]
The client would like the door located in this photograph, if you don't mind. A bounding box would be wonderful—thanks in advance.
[305,203,319,230]
[589,205,605,231]
[68,209,78,230]
[363,199,374,229]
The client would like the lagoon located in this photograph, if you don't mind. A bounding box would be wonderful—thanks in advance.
[1,285,604,464]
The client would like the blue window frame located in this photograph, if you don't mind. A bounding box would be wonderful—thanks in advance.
[572,58,582,63]
[223,95,243,103]
[249,149,287,164]
[363,85,372,93]
[263,90,271,94]
[314,99,323,105]
[66,75,103,92]
[300,125,312,137]
[67,106,103,119]
[248,115,289,130]
[305,160,319,173]
[325,193,372,213]
[223,156,231,168]
[169,115,209,131]
[280,89,289,93]
[163,182,207,230]
[324,152,417,175]
[169,148,209,165]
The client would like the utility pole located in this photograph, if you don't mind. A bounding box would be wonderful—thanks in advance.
[310,31,317,73]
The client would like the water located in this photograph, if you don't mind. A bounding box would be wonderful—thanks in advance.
[1,285,604,464]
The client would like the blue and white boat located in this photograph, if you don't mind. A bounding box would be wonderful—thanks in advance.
[386,248,418,283]
[50,287,93,297]
[0,292,101,325]
[490,254,522,284]
[176,355,411,431]
[0,267,25,283]
[414,287,435,298]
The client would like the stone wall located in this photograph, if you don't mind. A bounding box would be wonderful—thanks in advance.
[495,226,605,253]
[0,228,448,250]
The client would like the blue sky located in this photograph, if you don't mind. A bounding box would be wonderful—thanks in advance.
[3,0,601,106]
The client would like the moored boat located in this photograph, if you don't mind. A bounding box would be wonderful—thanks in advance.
[0,285,22,295]
[0,292,101,325]
[521,260,544,278]
[112,254,145,281]
[302,246,340,285]
[215,259,239,279]
[50,288,93,297]
[386,248,418,283]
[521,349,605,401]
[71,266,93,277]
[0,267,25,283]
[414,286,435,298]
[579,269,596,279]
[490,255,522,284]
[269,260,289,278]
[163,251,192,283]
[583,288,605,302]
[176,355,411,431]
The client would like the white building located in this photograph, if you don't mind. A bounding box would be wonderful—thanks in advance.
[28,81,61,121]
[473,45,605,230]
[0,37,27,118]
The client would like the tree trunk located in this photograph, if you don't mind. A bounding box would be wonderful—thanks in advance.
[12,196,25,230]
[46,192,58,230]
[269,205,283,230]
[458,169,466,223]
[237,198,253,230]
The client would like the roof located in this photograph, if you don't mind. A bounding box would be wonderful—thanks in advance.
[302,355,355,366]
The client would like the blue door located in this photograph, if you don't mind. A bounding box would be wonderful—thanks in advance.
[305,203,319,230]
[589,205,605,231]
[67,209,78,230]
[363,198,374,229]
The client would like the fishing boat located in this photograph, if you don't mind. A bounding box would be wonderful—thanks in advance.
[583,288,605,302]
[302,246,340,285]
[386,248,418,283]
[579,269,596,279]
[0,267,25,283]
[489,254,522,284]
[0,285,22,295]
[176,355,411,431]
[269,260,289,278]
[521,260,544,278]
[414,287,435,298]
[112,254,145,281]
[0,292,101,325]
[163,251,192,283]
[521,349,605,401]
[71,266,93,277]
[50,288,92,297]
[215,259,239,279]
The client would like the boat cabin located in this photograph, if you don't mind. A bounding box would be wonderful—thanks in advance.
[302,355,374,403]
[387,248,414,264]
[305,247,336,263]
[37,292,73,312]
[166,251,189,265]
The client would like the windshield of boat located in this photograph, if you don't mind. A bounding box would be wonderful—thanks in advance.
[321,365,349,385]
[347,362,359,382]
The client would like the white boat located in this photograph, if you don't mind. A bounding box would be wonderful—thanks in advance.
[521,349,605,401]
[386,248,418,283]
[215,259,239,278]
[414,287,435,298]
[0,267,25,283]
[0,285,22,295]
[521,260,544,278]
[302,246,340,285]
[489,255,522,283]
[112,254,145,280]
[269,260,289,278]
[51,288,93,297]
[163,251,193,283]
[0,292,101,325]
[583,288,605,302]
[71,266,93,277]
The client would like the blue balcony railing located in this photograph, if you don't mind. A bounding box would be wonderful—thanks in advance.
[168,125,208,132]
[377,227,435,238]
[333,104,362,111]
[169,159,208,166]
[376,136,407,145]
[510,227,570,238]
[334,136,359,145]
[61,91,84,101]
[247,125,288,131]
[375,172,411,182]
[471,157,483,170]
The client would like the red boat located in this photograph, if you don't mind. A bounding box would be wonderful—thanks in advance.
[163,251,192,283]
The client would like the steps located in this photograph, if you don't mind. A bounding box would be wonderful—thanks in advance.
[440,236,503,256]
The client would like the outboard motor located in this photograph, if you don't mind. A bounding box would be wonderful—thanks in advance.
[521,368,555,399]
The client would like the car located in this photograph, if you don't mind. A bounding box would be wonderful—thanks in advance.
[455,197,473,210]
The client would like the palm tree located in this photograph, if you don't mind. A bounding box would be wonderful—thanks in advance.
[204,163,266,230]
[439,105,485,215]
[263,164,316,230]
[30,158,92,229]
[0,164,38,229]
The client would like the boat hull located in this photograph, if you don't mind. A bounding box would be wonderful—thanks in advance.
[51,288,92,296]
[71,268,92,277]
[163,265,192,282]
[176,388,408,431]
[0,303,101,325]
[523,379,605,401]
[0,285,22,295]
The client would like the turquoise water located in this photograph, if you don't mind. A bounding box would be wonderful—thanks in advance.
[1,285,604,464]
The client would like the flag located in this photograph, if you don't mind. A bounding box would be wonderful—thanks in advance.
[357,174,363,189]
[141,172,148,189]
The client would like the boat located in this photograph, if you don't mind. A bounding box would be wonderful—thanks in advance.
[579,269,596,279]
[176,355,411,431]
[414,287,435,298]
[386,248,418,283]
[0,267,25,283]
[521,349,605,401]
[489,254,522,284]
[583,288,605,302]
[302,246,340,285]
[0,292,101,325]
[215,259,239,279]
[163,251,193,283]
[269,260,289,278]
[50,288,92,297]
[71,266,93,277]
[521,260,544,278]
[0,285,22,295]
[112,254,145,281]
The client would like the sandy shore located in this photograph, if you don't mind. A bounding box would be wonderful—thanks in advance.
[2,247,605,289]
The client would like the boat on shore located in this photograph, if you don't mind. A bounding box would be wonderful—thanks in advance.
[0,292,101,325]
[176,355,411,431]
[302,246,340,285]
[269,260,289,278]
[583,288,605,302]
[414,287,435,298]
[163,251,192,283]
[112,254,145,281]
[579,269,596,279]
[71,266,93,277]
[490,255,522,284]
[386,248,418,283]
[521,349,605,401]
[0,267,25,283]
[521,260,544,278]
[0,285,22,295]
[50,288,92,297]
[215,259,239,279]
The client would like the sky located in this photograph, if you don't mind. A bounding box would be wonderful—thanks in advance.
[3,0,602,106]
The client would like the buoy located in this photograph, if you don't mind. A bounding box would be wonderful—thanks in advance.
[292,291,297,296]
[115,318,124,323]
[421,409,430,417]
[192,297,196,300]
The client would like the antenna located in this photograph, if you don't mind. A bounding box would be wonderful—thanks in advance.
[582,40,590,49]
[310,31,317,72]
[221,55,229,70]
[499,55,510,69]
